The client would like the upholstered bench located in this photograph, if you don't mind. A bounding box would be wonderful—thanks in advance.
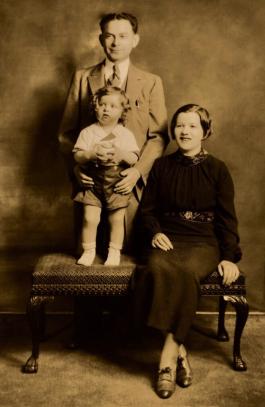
[22,253,248,374]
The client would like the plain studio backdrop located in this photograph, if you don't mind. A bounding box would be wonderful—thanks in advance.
[0,0,264,312]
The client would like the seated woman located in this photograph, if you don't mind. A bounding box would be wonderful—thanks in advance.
[132,104,242,399]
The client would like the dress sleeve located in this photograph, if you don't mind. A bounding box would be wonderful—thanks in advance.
[215,162,242,262]
[139,161,162,241]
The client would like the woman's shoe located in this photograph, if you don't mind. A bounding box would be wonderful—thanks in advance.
[176,356,193,388]
[156,367,176,399]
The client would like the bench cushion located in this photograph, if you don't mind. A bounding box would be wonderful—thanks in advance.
[200,269,246,296]
[31,253,246,297]
[32,253,136,296]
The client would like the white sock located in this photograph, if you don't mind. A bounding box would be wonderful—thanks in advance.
[77,242,96,266]
[104,243,121,266]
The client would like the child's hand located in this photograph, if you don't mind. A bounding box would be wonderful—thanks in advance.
[95,142,115,162]
[112,146,124,163]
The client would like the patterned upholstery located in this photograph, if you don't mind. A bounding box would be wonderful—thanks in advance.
[32,253,136,296]
[200,270,246,296]
[31,253,246,297]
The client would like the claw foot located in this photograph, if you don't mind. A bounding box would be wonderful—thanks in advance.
[217,329,229,342]
[233,355,247,371]
[22,356,38,374]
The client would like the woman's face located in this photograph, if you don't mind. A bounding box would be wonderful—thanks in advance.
[174,112,204,156]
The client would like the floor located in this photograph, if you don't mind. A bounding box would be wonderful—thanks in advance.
[0,313,264,407]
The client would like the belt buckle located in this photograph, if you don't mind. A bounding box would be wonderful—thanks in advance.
[183,211,193,220]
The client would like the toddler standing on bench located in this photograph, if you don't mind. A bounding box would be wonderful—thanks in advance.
[73,86,139,266]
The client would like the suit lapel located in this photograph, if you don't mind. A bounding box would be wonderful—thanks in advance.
[88,61,105,94]
[126,64,144,105]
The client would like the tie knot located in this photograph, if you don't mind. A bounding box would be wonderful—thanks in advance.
[107,63,121,87]
[113,63,120,79]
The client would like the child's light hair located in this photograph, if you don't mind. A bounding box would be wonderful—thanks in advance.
[94,86,131,125]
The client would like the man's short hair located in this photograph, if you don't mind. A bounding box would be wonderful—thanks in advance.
[99,12,138,34]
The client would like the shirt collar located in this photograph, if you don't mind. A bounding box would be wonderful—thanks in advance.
[104,58,130,82]
[95,122,120,137]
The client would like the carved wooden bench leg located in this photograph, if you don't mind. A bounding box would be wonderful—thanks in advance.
[22,295,54,374]
[223,295,249,371]
[217,296,229,341]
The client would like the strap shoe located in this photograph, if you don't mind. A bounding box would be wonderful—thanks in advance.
[176,355,193,388]
[156,366,176,399]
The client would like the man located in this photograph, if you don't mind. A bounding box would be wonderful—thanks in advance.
[59,12,168,254]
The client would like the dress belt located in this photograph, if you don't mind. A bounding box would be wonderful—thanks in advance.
[163,211,214,223]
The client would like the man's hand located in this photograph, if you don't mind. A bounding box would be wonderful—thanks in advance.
[74,165,94,187]
[151,233,173,251]
[218,260,240,285]
[113,167,141,194]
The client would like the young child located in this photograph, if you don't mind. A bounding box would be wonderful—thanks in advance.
[73,86,139,266]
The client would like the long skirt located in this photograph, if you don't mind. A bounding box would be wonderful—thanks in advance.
[131,239,220,344]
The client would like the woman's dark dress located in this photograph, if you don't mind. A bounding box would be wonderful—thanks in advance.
[133,150,242,344]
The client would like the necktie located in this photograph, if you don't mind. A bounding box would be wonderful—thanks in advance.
[107,64,120,87]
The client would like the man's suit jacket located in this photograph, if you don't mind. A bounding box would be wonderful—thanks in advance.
[58,61,168,191]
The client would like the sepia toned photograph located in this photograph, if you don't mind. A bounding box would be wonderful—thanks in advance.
[0,1,264,406]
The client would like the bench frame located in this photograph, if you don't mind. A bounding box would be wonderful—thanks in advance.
[22,253,249,374]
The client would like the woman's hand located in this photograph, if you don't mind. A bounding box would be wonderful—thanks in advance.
[218,260,240,285]
[74,165,94,188]
[151,233,173,251]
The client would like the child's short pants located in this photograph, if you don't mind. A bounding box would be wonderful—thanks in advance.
[73,163,131,210]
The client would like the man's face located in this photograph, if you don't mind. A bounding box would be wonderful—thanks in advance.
[100,19,139,62]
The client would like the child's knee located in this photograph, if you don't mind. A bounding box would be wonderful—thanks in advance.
[83,206,101,225]
[109,208,126,223]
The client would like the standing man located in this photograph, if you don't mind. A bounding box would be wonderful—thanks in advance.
[59,12,168,254]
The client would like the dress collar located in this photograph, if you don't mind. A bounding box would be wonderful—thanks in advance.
[175,149,208,166]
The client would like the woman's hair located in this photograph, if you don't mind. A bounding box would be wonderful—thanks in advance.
[170,104,212,139]
[99,12,138,34]
[94,86,131,125]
